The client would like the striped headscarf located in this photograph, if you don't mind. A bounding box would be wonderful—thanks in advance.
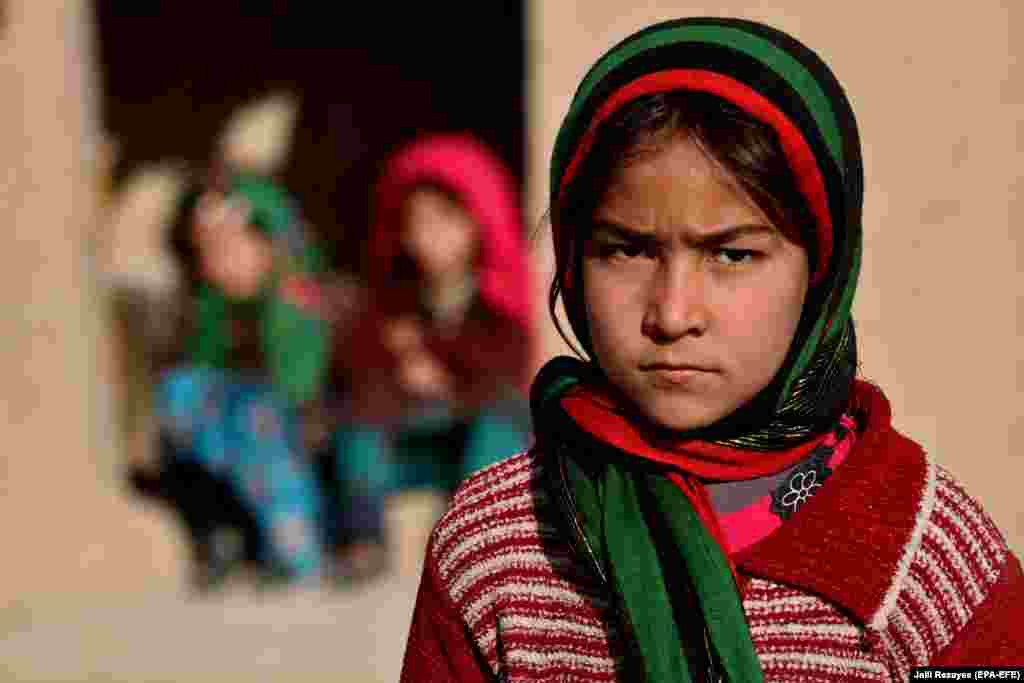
[534,18,865,682]
[548,17,863,451]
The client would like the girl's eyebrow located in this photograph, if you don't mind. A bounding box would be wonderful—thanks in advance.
[591,219,657,242]
[592,218,776,246]
[695,223,777,248]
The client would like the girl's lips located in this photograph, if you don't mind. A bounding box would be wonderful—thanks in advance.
[644,365,717,387]
[641,362,717,373]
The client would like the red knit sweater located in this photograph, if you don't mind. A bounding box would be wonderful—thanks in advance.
[401,383,1024,681]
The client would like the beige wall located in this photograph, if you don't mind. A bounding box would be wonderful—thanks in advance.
[0,1,184,608]
[528,3,1023,555]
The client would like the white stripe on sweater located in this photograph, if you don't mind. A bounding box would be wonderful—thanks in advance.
[749,621,861,642]
[902,569,954,649]
[476,613,609,653]
[933,488,999,581]
[498,613,608,639]
[452,455,535,506]
[435,472,537,549]
[889,599,932,666]
[504,646,617,675]
[463,579,597,628]
[935,468,1004,566]
[878,627,912,681]
[450,548,561,602]
[744,593,829,616]
[435,493,538,568]
[923,522,983,604]
[911,545,972,632]
[759,651,886,675]
[439,518,545,577]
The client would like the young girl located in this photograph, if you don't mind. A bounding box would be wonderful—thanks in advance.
[401,18,1023,681]
[332,133,535,584]
[152,167,333,589]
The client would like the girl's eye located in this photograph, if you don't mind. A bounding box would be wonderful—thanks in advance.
[598,242,654,260]
[712,248,757,265]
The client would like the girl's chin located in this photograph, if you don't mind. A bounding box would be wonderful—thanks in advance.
[633,397,730,435]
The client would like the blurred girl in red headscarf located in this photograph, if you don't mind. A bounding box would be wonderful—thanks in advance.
[330,133,536,583]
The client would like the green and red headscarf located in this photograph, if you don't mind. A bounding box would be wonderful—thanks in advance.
[533,18,865,682]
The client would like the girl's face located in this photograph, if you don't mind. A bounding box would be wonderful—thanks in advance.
[581,134,809,433]
[400,187,479,282]
[192,192,273,299]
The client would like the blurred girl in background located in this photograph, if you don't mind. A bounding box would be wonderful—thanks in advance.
[154,166,333,590]
[332,133,535,584]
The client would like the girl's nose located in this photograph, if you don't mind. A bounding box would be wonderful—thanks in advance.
[641,257,709,343]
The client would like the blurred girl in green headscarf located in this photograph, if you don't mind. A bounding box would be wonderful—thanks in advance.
[155,166,332,589]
